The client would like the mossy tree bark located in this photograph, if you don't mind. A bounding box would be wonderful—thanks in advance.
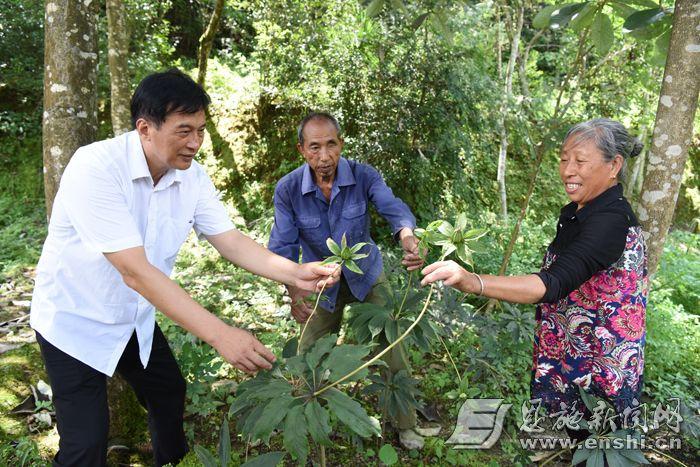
[106,0,131,136]
[638,0,700,274]
[42,0,99,218]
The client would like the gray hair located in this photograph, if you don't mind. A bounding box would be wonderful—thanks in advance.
[297,112,342,146]
[562,118,643,182]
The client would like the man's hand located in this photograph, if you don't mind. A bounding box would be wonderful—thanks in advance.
[210,326,276,374]
[287,286,314,323]
[399,228,425,271]
[295,262,340,292]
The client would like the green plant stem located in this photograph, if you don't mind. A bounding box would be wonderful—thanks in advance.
[436,333,462,383]
[320,445,327,467]
[395,270,414,320]
[297,263,341,354]
[649,446,689,467]
[314,283,437,397]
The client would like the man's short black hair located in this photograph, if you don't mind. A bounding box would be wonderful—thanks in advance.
[130,68,210,128]
[297,112,342,146]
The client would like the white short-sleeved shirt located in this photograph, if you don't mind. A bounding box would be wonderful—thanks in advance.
[30,130,234,376]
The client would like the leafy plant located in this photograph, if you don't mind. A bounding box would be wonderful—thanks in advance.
[229,334,380,466]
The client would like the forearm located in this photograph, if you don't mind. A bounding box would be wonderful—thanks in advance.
[208,229,302,287]
[121,262,228,347]
[461,273,546,304]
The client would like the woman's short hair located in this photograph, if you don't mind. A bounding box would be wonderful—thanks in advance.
[562,118,643,182]
[130,68,211,129]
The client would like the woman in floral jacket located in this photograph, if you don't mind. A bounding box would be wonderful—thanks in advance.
[421,118,647,435]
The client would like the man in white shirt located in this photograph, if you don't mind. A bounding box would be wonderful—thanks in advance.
[30,69,337,467]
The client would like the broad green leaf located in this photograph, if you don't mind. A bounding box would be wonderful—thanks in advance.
[572,447,595,464]
[412,12,429,31]
[609,1,637,19]
[587,449,605,467]
[578,386,598,413]
[218,419,231,466]
[623,8,665,30]
[628,17,669,39]
[441,243,457,258]
[378,443,399,465]
[240,451,286,467]
[285,354,308,377]
[651,28,671,66]
[432,10,453,43]
[389,0,406,13]
[321,256,342,265]
[306,333,338,369]
[282,337,298,358]
[341,233,348,250]
[533,5,559,29]
[305,400,332,446]
[326,238,341,256]
[454,212,467,231]
[194,445,218,467]
[352,253,370,260]
[248,380,293,400]
[550,3,587,29]
[322,388,381,438]
[591,12,614,55]
[456,243,473,267]
[436,221,454,238]
[604,449,627,467]
[324,344,371,382]
[385,318,399,343]
[619,448,650,464]
[283,404,309,464]
[366,0,385,17]
[240,405,265,436]
[350,241,368,253]
[345,259,364,275]
[569,3,598,32]
[251,394,295,442]
[368,312,390,338]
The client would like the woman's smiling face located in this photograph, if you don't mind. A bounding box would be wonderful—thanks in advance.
[559,137,622,210]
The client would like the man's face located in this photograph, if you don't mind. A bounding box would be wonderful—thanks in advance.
[297,119,343,183]
[139,109,206,175]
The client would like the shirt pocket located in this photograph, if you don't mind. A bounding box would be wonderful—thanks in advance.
[342,201,368,238]
[162,216,194,263]
[297,216,323,244]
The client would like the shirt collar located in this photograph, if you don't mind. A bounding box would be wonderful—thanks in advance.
[301,157,355,195]
[127,130,182,188]
[562,183,624,222]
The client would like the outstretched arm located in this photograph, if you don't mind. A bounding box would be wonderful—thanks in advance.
[421,260,546,304]
[105,246,276,373]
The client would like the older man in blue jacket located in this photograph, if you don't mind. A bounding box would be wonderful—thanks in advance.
[268,112,426,448]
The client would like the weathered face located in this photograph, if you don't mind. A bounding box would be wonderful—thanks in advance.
[559,137,622,210]
[297,118,343,182]
[138,109,206,178]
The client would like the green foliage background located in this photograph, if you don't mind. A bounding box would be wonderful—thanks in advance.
[0,0,698,465]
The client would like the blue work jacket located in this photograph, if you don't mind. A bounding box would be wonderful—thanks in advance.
[268,157,416,311]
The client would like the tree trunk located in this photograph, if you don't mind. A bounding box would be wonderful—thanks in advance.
[496,6,524,221]
[196,0,226,87]
[625,125,647,200]
[42,0,99,218]
[638,0,700,274]
[106,0,131,136]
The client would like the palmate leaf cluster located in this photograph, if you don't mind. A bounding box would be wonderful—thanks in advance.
[229,334,380,465]
[364,370,422,425]
[321,233,369,275]
[415,213,487,268]
[572,387,650,467]
[347,287,438,354]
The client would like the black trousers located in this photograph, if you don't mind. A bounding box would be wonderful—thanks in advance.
[36,325,188,467]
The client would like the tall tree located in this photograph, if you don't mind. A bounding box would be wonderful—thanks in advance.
[106,0,131,135]
[638,0,700,274]
[197,0,225,87]
[42,0,99,217]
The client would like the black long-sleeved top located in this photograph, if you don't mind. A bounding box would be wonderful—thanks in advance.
[535,184,639,304]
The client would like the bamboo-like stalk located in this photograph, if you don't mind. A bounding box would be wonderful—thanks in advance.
[297,264,341,354]
[314,282,437,397]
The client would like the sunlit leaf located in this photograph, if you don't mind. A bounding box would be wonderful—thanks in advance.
[341,232,348,250]
[350,241,369,253]
[321,256,342,265]
[591,12,614,55]
[550,3,587,29]
[569,3,598,32]
[326,238,341,256]
[322,388,381,438]
[533,5,559,29]
[378,443,399,465]
[366,0,385,18]
[345,260,364,275]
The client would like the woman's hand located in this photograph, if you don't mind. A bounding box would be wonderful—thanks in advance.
[420,260,481,294]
